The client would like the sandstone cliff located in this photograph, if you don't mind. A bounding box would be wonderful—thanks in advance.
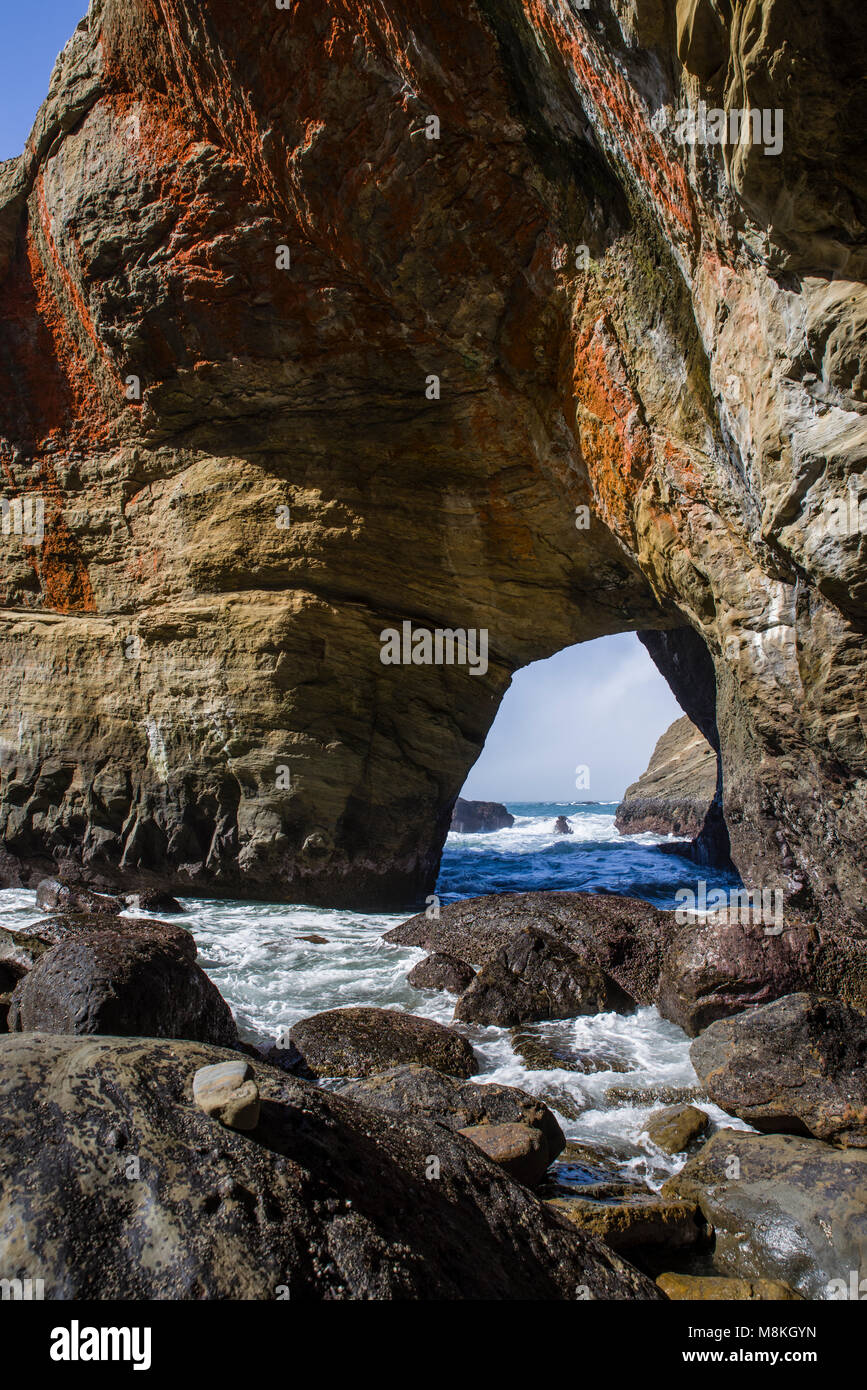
[0,0,864,920]
[616,715,717,838]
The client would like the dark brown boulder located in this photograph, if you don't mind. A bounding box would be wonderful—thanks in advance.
[274,1006,478,1079]
[690,993,867,1146]
[7,926,235,1046]
[35,878,124,916]
[458,1122,550,1187]
[454,927,635,1027]
[0,1034,660,1299]
[450,799,514,833]
[407,952,475,994]
[335,1063,565,1163]
[0,912,196,969]
[385,891,677,1006]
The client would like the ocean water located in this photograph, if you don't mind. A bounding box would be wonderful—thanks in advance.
[0,804,747,1188]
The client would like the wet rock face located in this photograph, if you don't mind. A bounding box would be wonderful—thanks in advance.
[690,993,867,1147]
[0,1,864,918]
[0,1034,661,1299]
[666,1130,867,1300]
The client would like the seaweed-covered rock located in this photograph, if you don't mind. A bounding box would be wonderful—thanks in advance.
[276,1007,478,1079]
[547,1194,704,1252]
[407,952,476,994]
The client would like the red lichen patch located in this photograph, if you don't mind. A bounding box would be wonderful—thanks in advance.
[520,0,697,248]
[0,227,111,451]
[570,313,654,541]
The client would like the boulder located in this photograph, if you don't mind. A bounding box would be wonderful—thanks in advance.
[193,1060,260,1131]
[35,878,124,916]
[664,1130,867,1300]
[645,1104,710,1155]
[334,1064,565,1162]
[407,952,476,994]
[690,993,867,1146]
[7,926,236,1046]
[453,927,634,1027]
[547,1194,704,1252]
[657,1273,802,1301]
[125,890,185,914]
[0,1034,661,1299]
[0,912,196,970]
[274,1007,478,1079]
[657,917,815,1036]
[459,1122,550,1186]
[385,892,676,1006]
[0,959,26,1032]
[450,799,514,833]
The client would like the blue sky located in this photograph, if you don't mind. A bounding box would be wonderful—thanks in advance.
[0,1,87,160]
[463,633,683,803]
[0,1,684,800]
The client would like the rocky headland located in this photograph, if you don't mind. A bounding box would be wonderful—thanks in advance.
[616,715,717,839]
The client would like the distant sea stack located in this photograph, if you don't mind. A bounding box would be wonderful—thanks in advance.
[451,799,514,834]
[615,718,717,840]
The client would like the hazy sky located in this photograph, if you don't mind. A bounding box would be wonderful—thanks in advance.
[2,5,685,803]
[0,1,87,160]
[462,633,683,803]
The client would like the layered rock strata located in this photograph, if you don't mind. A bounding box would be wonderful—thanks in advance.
[0,0,863,921]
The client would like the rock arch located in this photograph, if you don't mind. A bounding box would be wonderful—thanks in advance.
[0,0,863,922]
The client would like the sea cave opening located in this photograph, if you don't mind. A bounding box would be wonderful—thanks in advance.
[437,632,740,909]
